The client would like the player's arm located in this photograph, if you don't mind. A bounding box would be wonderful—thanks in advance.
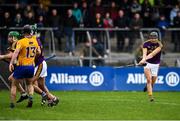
[36,46,41,56]
[9,41,22,72]
[9,48,20,72]
[138,47,147,65]
[146,42,163,60]
[0,52,13,60]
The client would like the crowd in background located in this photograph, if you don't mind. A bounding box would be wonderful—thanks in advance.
[1,0,180,54]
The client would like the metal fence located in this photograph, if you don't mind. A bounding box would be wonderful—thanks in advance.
[0,27,56,56]
[0,27,180,67]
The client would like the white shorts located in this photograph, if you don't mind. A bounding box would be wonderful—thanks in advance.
[144,62,160,76]
[34,60,47,78]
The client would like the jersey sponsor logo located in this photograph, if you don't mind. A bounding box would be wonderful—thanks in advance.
[89,71,104,86]
[165,72,180,87]
[49,71,104,87]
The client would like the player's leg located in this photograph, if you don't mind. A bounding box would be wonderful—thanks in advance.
[9,74,29,103]
[148,64,159,101]
[38,77,59,106]
[151,65,159,87]
[34,63,48,104]
[152,76,157,88]
[26,77,34,107]
[144,68,154,101]
[33,77,48,105]
[9,78,17,108]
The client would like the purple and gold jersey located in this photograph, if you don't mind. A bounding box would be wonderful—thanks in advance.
[143,39,162,64]
[7,41,17,52]
[34,36,45,66]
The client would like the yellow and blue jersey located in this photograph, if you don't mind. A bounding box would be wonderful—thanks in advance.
[15,36,39,66]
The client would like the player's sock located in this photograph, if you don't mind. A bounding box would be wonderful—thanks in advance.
[26,96,33,108]
[143,84,147,92]
[41,92,46,97]
[16,92,28,103]
[10,102,15,108]
[148,90,152,96]
[29,95,33,102]
[41,92,48,105]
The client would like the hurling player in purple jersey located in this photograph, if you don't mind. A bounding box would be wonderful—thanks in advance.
[138,31,163,102]
[33,37,59,106]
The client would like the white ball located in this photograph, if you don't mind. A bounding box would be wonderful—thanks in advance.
[92,65,96,68]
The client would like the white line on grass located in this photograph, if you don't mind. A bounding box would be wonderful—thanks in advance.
[75,98,180,106]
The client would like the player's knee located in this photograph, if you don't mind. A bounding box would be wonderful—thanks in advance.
[11,91,16,98]
[147,79,152,84]
[38,81,45,88]
[8,76,13,81]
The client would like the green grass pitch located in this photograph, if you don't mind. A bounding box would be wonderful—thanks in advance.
[0,90,180,120]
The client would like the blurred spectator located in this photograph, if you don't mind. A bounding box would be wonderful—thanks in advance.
[163,0,177,6]
[64,9,77,56]
[115,10,129,51]
[91,13,103,41]
[109,1,118,23]
[81,1,90,27]
[139,0,155,6]
[103,12,113,52]
[49,9,63,51]
[36,3,48,17]
[129,13,143,50]
[13,3,23,16]
[90,0,104,19]
[80,40,101,66]
[0,11,12,53]
[130,0,142,15]
[13,13,24,27]
[151,8,160,26]
[25,11,35,25]
[141,0,153,27]
[173,11,180,52]
[1,11,12,27]
[170,4,179,26]
[72,2,82,25]
[92,13,103,28]
[157,15,169,38]
[170,4,179,51]
[36,15,46,44]
[37,15,45,27]
[38,0,51,12]
[130,13,143,32]
[92,38,104,66]
[119,0,131,18]
[18,0,28,7]
[103,12,113,28]
[72,2,82,44]
[24,5,34,18]
[77,1,90,43]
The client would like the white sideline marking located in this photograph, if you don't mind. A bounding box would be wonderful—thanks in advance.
[76,98,180,106]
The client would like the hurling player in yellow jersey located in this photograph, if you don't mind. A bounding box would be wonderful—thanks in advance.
[0,31,29,108]
[9,25,41,107]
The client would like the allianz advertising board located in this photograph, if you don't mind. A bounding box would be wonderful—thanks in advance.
[46,67,180,91]
[46,67,114,90]
[115,67,180,91]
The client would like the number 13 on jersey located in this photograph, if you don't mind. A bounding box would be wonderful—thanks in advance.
[26,46,36,58]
